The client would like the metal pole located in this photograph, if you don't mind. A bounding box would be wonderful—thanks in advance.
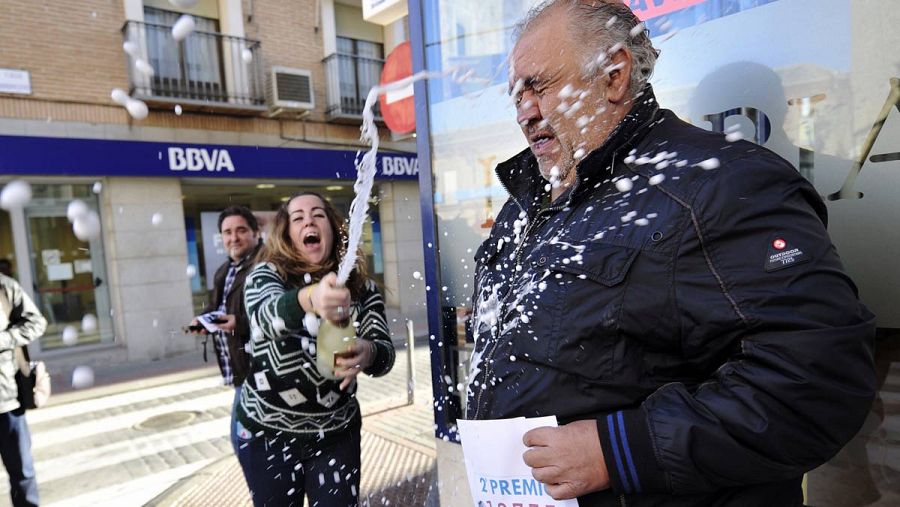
[406,319,416,405]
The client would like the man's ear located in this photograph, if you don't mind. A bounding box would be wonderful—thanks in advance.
[605,47,633,104]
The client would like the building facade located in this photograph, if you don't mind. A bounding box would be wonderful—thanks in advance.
[409,0,900,506]
[0,0,426,369]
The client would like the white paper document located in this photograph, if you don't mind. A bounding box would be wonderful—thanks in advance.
[196,311,225,333]
[457,417,579,507]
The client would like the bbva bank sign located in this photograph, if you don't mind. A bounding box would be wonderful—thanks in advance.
[168,147,235,172]
[163,145,418,179]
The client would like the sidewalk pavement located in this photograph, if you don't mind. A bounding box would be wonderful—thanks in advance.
[32,309,439,507]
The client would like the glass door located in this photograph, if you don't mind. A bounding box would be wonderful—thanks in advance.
[23,184,113,351]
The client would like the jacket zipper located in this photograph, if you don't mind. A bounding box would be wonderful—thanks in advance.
[472,185,571,419]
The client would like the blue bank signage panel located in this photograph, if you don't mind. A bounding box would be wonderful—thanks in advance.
[0,135,418,181]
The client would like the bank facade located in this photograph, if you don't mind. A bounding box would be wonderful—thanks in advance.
[0,0,427,369]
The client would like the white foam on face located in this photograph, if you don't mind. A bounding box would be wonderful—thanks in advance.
[186,264,197,278]
[81,313,98,333]
[62,325,79,346]
[574,148,585,159]
[72,366,95,389]
[125,98,149,120]
[73,211,101,241]
[67,200,89,222]
[0,180,32,210]
[171,14,195,42]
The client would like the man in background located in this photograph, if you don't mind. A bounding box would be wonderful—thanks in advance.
[0,271,46,506]
[189,205,260,454]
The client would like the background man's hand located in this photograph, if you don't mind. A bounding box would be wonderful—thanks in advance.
[187,318,208,335]
[334,340,375,390]
[522,420,610,500]
[217,314,237,333]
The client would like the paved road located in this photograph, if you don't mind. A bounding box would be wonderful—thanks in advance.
[0,343,435,507]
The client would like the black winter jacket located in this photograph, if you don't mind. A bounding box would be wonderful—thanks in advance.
[466,88,876,506]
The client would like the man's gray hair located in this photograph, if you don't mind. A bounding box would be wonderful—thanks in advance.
[512,0,659,97]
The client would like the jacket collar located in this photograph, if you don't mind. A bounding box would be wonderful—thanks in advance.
[495,85,661,212]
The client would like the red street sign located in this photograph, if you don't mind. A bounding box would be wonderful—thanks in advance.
[624,0,708,20]
[379,41,415,135]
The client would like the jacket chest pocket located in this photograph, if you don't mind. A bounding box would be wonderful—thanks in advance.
[519,242,639,380]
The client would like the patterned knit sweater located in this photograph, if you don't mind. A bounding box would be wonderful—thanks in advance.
[237,262,395,441]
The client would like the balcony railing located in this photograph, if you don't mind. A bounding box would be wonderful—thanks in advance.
[323,52,383,120]
[121,21,265,112]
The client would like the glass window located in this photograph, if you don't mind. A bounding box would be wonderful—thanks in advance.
[143,7,224,100]
[23,184,114,350]
[334,37,385,116]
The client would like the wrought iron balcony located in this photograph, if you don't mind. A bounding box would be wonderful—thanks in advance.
[121,20,265,114]
[323,52,384,121]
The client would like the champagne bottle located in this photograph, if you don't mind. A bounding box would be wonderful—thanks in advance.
[315,315,357,379]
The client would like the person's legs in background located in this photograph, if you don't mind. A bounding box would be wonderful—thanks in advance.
[0,410,39,507]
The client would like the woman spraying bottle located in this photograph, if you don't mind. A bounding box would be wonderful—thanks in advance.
[237,191,395,506]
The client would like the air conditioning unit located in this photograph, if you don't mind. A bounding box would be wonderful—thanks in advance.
[268,66,314,115]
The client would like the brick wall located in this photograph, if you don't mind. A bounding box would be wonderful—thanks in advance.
[0,0,391,144]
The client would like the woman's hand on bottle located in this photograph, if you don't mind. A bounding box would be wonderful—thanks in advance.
[310,273,351,324]
[334,340,376,390]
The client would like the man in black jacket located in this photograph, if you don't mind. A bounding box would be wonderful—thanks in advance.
[190,205,259,454]
[466,1,877,505]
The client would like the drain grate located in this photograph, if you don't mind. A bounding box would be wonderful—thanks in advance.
[134,411,199,431]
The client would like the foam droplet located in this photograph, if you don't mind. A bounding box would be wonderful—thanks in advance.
[73,211,102,241]
[72,366,95,389]
[0,180,32,210]
[151,212,163,226]
[62,325,79,346]
[697,158,720,170]
[92,182,103,194]
[615,178,633,193]
[648,174,665,186]
[174,104,183,115]
[134,58,155,77]
[125,98,149,120]
[122,40,139,57]
[412,271,422,280]
[67,200,89,223]
[171,15,195,42]
[241,48,253,63]
[186,264,197,278]
[82,313,98,333]
[110,88,129,106]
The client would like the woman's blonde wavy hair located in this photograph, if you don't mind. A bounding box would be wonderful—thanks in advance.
[256,191,367,298]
